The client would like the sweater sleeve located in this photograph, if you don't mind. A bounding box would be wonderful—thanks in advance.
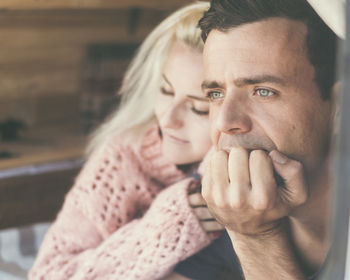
[29,178,210,280]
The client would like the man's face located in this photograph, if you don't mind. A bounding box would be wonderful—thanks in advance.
[202,18,333,174]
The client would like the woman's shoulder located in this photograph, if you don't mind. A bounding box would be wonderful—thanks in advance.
[137,125,185,185]
[98,125,159,163]
[86,125,184,185]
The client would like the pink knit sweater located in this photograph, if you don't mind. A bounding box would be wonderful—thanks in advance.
[29,126,211,280]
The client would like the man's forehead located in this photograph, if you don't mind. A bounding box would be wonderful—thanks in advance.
[202,17,311,86]
[204,17,308,54]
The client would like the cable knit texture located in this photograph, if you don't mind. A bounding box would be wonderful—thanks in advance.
[29,126,211,280]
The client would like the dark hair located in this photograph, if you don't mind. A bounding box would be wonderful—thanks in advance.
[199,0,338,100]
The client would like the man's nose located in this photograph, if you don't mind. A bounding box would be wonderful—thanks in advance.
[161,102,184,129]
[214,97,252,135]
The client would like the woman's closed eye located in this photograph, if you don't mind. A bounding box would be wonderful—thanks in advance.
[191,106,209,116]
[160,87,174,96]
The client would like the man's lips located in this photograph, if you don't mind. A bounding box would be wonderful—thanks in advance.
[219,145,272,154]
[163,132,189,144]
[217,135,276,154]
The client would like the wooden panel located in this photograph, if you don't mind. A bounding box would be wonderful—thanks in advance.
[0,166,81,229]
[0,25,146,50]
[0,124,86,170]
[0,9,170,27]
[0,94,82,126]
[0,9,168,50]
[0,47,84,70]
[0,0,189,10]
[1,65,81,98]
[0,96,36,124]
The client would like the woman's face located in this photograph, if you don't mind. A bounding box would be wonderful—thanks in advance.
[155,42,212,165]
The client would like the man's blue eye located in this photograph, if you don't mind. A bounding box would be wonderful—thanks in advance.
[256,88,275,97]
[208,91,223,100]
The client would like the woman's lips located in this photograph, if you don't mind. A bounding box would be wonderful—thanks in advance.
[163,132,189,144]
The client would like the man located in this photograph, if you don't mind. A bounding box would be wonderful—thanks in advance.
[196,0,339,279]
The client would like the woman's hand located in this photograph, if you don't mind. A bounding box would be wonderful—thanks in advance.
[188,192,225,239]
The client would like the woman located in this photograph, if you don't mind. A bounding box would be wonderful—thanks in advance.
[29,2,223,279]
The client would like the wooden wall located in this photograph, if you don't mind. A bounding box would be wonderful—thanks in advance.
[0,8,171,128]
[0,2,191,228]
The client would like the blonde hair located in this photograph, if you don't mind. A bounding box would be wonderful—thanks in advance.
[87,1,209,154]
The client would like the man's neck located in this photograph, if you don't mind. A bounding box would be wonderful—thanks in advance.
[289,162,332,274]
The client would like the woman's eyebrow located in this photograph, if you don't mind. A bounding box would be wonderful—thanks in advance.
[162,74,173,87]
[187,95,209,102]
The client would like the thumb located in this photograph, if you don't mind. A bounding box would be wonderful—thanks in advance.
[269,150,308,207]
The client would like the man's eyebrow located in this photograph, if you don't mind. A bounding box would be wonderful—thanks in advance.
[201,80,224,91]
[201,75,286,90]
[234,75,286,87]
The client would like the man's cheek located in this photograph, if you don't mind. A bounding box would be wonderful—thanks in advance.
[210,128,220,148]
[209,112,220,147]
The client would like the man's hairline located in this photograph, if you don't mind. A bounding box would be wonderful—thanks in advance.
[202,16,309,41]
[201,16,328,98]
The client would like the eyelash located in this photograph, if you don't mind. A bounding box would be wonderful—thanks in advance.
[160,87,174,96]
[160,87,208,116]
[205,88,278,101]
[191,107,209,116]
[253,88,278,97]
[206,91,224,101]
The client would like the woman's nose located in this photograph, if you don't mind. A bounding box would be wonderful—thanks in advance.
[161,102,184,129]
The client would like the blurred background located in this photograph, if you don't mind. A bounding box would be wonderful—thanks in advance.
[0,1,188,278]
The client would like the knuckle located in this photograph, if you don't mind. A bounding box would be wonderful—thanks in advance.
[201,182,211,199]
[251,197,269,211]
[230,183,248,209]
[201,188,211,202]
[214,199,228,209]
[197,207,206,217]
[291,161,303,175]
[230,193,246,209]
[192,194,201,205]
[294,189,308,205]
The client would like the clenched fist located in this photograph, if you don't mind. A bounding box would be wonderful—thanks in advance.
[202,147,308,236]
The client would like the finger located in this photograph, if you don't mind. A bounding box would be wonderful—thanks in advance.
[249,150,277,210]
[201,220,225,232]
[211,150,229,187]
[269,150,308,207]
[198,146,215,175]
[188,193,206,207]
[201,155,213,201]
[228,147,250,207]
[207,231,224,240]
[193,207,215,220]
[188,179,201,194]
[188,178,201,194]
[205,151,229,204]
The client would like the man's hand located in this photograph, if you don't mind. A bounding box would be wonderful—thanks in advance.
[201,148,309,279]
[202,147,308,236]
